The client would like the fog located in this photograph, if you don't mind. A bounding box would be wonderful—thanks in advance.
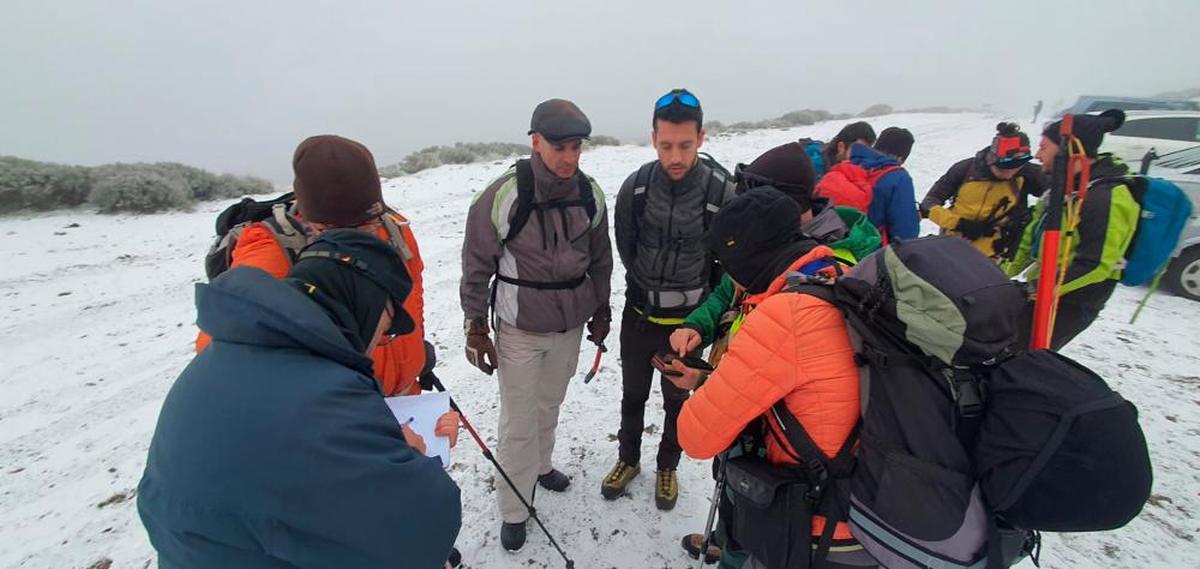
[2,0,1197,183]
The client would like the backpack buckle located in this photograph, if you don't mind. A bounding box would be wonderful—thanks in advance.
[952,368,984,418]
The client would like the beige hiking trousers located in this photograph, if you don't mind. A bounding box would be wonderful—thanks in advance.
[494,321,585,523]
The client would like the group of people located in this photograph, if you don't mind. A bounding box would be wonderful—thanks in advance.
[135,88,1138,568]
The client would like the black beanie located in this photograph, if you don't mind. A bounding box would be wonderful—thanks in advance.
[293,135,385,227]
[874,127,915,161]
[738,142,816,211]
[834,121,877,145]
[1042,109,1126,158]
[286,229,413,351]
[705,187,816,293]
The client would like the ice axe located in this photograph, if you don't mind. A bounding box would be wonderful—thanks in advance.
[582,343,607,384]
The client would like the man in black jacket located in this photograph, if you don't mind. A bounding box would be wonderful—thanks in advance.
[603,89,737,510]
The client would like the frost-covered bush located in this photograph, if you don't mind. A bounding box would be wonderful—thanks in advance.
[89,165,192,213]
[858,104,894,118]
[587,135,622,147]
[379,142,530,177]
[0,156,90,212]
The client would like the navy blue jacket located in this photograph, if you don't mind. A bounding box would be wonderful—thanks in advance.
[138,267,461,569]
[849,144,920,241]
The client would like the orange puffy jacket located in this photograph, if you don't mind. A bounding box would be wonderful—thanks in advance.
[676,247,860,540]
[195,212,427,396]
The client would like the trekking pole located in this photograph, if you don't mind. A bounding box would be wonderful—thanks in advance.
[583,343,607,384]
[424,372,576,569]
[695,453,729,569]
[1129,269,1165,325]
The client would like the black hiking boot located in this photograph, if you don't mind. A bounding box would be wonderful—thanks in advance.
[600,460,640,500]
[655,469,679,510]
[537,468,571,492]
[447,546,462,568]
[681,533,721,564]
[501,520,527,551]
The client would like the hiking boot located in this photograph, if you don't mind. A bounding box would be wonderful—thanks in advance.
[446,546,463,568]
[655,469,679,510]
[681,533,721,564]
[537,468,571,492]
[500,520,526,551]
[600,460,640,500]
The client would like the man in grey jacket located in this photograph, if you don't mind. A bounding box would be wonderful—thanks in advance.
[460,98,613,552]
[601,89,737,510]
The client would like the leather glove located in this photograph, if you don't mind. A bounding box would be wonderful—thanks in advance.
[586,306,611,346]
[464,318,497,375]
[956,218,997,241]
[919,204,931,219]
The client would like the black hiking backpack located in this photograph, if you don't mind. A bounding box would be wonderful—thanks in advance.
[629,151,731,233]
[204,192,417,280]
[503,158,598,244]
[204,192,308,279]
[786,236,1151,569]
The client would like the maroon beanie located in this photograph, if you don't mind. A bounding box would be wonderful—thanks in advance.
[292,135,384,226]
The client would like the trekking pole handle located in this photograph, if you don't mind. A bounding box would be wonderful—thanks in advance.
[425,372,492,457]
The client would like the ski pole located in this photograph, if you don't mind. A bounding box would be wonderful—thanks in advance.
[695,454,728,569]
[583,343,607,384]
[424,372,576,569]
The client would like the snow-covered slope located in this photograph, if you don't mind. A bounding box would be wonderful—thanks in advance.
[1,113,1197,568]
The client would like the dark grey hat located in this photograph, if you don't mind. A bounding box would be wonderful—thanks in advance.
[528,98,591,143]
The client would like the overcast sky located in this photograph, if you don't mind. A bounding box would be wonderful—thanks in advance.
[2,0,1197,183]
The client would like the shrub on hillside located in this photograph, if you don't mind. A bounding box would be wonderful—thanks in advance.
[89,164,192,213]
[0,156,90,212]
[379,142,530,177]
[587,135,621,147]
[858,104,894,118]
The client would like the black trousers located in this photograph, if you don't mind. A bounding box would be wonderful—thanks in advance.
[618,304,692,471]
[1017,280,1117,350]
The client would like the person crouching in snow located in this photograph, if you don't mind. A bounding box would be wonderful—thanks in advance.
[657,189,879,568]
[139,230,462,569]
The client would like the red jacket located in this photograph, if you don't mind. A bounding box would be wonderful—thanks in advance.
[677,247,860,539]
[196,213,427,396]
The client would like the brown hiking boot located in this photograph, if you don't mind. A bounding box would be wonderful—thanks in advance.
[656,469,679,510]
[600,460,640,500]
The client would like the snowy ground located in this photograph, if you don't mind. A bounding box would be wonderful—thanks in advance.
[1,113,1198,568]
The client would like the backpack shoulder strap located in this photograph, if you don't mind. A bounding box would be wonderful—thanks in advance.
[381,212,415,262]
[503,159,536,243]
[577,170,599,227]
[631,161,656,230]
[260,203,309,261]
[700,156,733,230]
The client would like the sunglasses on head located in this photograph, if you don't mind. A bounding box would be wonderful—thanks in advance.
[655,89,700,110]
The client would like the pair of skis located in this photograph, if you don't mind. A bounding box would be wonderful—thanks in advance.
[1030,115,1091,349]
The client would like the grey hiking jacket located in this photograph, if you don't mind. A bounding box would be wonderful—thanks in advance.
[614,159,737,318]
[460,153,613,333]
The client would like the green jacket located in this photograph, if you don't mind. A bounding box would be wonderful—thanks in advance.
[1003,155,1140,296]
[681,205,881,346]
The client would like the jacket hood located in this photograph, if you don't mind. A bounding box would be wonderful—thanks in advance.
[849,143,899,171]
[196,267,374,375]
[1091,153,1131,180]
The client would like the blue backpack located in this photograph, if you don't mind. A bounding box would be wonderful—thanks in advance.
[1116,176,1194,286]
[799,138,828,181]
